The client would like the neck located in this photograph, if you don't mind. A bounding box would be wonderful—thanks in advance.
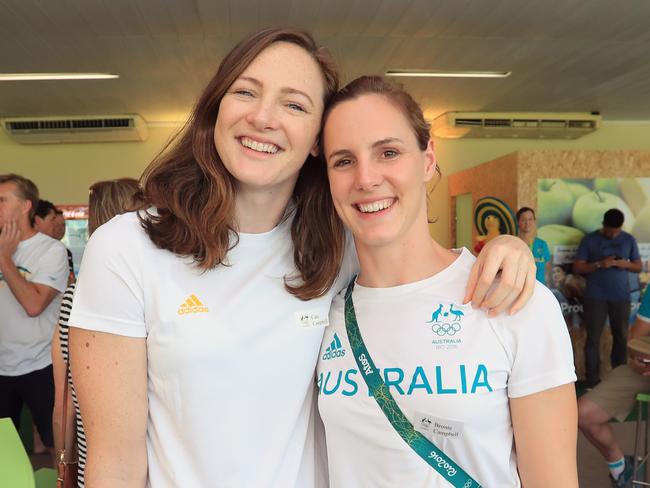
[234,184,294,234]
[355,225,458,288]
[519,231,535,245]
[20,222,37,241]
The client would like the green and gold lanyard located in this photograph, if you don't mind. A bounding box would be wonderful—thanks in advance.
[344,279,482,488]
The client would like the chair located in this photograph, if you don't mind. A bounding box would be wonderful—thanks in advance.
[633,393,650,486]
[0,417,36,488]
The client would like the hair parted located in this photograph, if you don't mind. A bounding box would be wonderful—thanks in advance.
[0,173,40,225]
[88,178,139,236]
[136,27,345,300]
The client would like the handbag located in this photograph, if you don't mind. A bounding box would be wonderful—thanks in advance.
[343,279,482,488]
[56,361,79,488]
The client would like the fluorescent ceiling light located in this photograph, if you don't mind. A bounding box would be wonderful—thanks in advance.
[385,70,511,78]
[0,73,119,81]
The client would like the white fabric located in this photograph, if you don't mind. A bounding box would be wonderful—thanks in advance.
[0,232,68,376]
[69,211,357,488]
[317,248,576,488]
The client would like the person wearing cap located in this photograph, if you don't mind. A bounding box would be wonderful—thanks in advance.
[578,287,650,487]
[573,208,642,388]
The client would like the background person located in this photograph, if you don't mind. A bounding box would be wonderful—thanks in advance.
[52,177,139,488]
[0,174,69,462]
[573,208,642,387]
[578,286,650,487]
[317,76,577,487]
[35,199,74,283]
[68,28,536,488]
[517,206,551,284]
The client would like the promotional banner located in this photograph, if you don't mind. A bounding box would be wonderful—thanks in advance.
[58,205,89,277]
[537,178,650,378]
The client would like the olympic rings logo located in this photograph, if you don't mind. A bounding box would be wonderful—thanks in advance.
[431,322,461,336]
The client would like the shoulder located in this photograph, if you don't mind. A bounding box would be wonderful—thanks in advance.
[32,232,67,254]
[87,211,148,250]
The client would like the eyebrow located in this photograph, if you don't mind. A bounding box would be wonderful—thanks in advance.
[236,76,314,106]
[327,137,405,160]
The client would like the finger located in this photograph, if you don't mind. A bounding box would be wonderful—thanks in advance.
[508,262,537,315]
[487,257,528,317]
[464,257,482,304]
[470,253,503,308]
[479,252,519,310]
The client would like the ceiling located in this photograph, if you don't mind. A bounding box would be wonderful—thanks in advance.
[1,0,650,123]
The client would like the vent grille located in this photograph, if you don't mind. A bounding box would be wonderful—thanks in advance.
[6,118,134,132]
[454,117,597,130]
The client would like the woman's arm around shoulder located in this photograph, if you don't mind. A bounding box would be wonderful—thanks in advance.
[70,328,148,487]
[511,383,578,487]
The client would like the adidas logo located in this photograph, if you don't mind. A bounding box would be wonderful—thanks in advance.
[177,294,209,315]
[322,333,346,360]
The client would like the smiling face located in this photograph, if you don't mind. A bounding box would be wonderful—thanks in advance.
[518,209,536,234]
[34,209,58,237]
[323,93,436,250]
[213,41,325,196]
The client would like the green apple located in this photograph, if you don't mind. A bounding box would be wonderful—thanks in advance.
[537,225,585,253]
[566,182,590,200]
[537,179,575,227]
[620,178,650,216]
[594,178,620,196]
[631,203,650,241]
[572,191,635,234]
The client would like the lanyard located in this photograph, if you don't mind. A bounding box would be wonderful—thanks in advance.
[344,279,482,488]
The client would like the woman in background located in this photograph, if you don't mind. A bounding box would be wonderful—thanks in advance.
[52,178,139,488]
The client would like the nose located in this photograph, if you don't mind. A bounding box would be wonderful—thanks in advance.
[245,98,279,131]
[354,158,381,191]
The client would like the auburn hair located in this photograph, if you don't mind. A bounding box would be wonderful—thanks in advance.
[88,178,140,236]
[137,27,345,300]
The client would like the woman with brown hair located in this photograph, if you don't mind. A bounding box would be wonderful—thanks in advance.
[52,177,139,488]
[318,76,577,487]
[68,29,536,487]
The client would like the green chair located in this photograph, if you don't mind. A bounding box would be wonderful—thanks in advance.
[0,417,36,488]
[34,468,58,488]
[633,393,650,486]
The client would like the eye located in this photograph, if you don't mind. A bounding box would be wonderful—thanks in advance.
[382,149,399,159]
[286,102,307,113]
[332,158,353,168]
[233,89,254,97]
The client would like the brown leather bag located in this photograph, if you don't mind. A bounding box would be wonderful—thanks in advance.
[56,362,78,488]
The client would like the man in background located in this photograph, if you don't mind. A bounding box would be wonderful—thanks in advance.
[517,206,551,284]
[35,199,74,283]
[0,174,69,458]
[573,208,642,388]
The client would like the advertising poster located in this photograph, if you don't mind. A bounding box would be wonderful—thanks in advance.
[537,178,650,378]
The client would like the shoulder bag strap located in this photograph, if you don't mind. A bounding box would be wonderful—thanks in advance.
[343,279,482,488]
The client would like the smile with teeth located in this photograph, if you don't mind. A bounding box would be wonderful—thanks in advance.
[240,136,280,154]
[356,199,395,213]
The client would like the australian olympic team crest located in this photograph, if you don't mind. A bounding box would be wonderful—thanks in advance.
[426,303,466,349]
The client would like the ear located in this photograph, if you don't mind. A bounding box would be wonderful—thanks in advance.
[310,137,320,158]
[423,139,437,182]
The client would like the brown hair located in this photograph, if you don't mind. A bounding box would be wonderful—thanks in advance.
[88,178,139,236]
[0,173,39,225]
[136,27,345,300]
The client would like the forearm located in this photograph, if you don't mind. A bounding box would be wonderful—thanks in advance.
[572,260,598,274]
[622,260,642,273]
[0,255,47,316]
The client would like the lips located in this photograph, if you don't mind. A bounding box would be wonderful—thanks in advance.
[355,198,395,213]
[239,136,282,154]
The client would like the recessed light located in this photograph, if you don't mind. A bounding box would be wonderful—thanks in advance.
[385,70,511,78]
[0,73,119,81]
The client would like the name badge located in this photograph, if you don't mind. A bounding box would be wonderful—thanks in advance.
[295,310,329,328]
[415,411,464,441]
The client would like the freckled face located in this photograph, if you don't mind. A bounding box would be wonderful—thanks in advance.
[214,42,325,195]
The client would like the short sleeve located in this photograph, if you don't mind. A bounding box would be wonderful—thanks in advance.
[68,214,147,338]
[638,289,650,323]
[630,236,641,261]
[575,235,589,262]
[497,284,577,398]
[542,239,551,263]
[30,240,69,293]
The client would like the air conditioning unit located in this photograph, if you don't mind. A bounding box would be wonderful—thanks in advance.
[2,115,149,144]
[431,112,601,140]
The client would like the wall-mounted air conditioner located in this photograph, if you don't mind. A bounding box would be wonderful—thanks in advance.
[1,115,148,144]
[431,112,601,140]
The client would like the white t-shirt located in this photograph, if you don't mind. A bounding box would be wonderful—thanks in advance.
[0,232,69,376]
[69,211,357,488]
[317,248,576,488]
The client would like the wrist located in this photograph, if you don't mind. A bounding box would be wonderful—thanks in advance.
[594,261,601,270]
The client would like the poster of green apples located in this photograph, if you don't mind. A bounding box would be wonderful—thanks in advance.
[538,178,650,260]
